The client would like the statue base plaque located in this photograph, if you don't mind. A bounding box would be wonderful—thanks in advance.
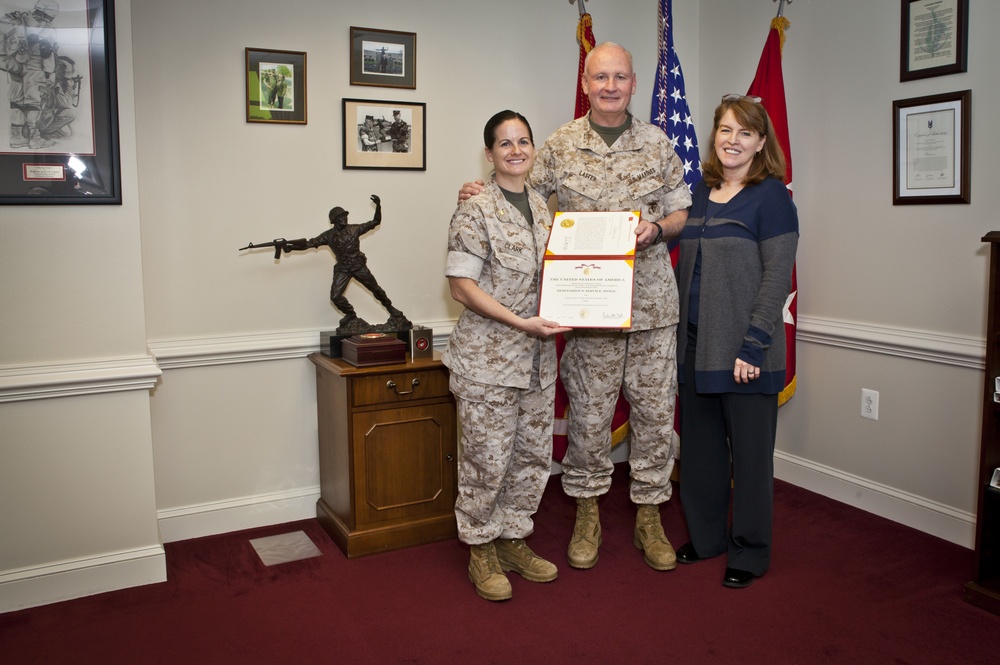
[322,329,409,359]
[341,333,407,367]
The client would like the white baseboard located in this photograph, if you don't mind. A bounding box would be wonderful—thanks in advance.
[774,450,975,548]
[0,545,166,613]
[157,486,322,543]
[148,320,455,370]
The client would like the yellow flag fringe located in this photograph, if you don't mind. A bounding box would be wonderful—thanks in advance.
[577,13,594,52]
[771,16,790,52]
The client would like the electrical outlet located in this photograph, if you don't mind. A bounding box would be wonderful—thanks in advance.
[861,388,879,421]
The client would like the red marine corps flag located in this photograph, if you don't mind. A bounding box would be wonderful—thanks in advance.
[747,9,797,405]
[553,2,631,460]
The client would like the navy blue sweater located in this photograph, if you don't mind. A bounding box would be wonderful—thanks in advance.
[676,176,798,394]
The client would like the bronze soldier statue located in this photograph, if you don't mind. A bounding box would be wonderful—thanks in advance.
[240,194,411,335]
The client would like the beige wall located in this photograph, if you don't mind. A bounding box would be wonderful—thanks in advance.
[2,0,996,611]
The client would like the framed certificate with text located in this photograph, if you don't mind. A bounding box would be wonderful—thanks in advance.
[892,90,970,205]
[900,0,968,82]
[538,211,639,328]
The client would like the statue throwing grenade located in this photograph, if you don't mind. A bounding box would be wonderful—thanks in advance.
[241,194,411,335]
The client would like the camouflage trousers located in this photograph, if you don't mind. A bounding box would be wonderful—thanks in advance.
[451,371,555,545]
[559,325,677,504]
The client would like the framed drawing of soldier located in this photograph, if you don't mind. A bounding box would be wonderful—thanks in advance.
[349,27,416,90]
[0,0,121,204]
[245,47,307,124]
[343,98,425,171]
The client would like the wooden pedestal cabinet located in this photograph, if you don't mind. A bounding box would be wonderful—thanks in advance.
[309,352,457,558]
[965,232,1000,614]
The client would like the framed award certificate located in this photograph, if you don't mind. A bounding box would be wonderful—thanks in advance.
[538,211,639,328]
[892,89,970,205]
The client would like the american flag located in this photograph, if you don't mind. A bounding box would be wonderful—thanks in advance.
[651,0,700,195]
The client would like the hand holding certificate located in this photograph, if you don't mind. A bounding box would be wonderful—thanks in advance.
[538,211,639,328]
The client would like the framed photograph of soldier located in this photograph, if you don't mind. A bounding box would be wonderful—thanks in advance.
[899,0,968,82]
[245,48,307,125]
[0,0,122,204]
[349,27,416,90]
[342,98,425,171]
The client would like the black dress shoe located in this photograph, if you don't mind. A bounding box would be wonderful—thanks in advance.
[676,542,702,564]
[722,567,756,588]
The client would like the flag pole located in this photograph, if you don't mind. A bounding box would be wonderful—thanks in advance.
[774,0,791,18]
[570,0,587,18]
[753,4,796,406]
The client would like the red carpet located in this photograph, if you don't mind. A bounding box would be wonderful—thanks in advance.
[2,465,998,664]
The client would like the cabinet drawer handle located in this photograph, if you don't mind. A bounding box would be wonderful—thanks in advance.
[386,378,420,395]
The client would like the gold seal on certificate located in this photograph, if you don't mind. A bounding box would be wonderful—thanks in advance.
[538,211,639,328]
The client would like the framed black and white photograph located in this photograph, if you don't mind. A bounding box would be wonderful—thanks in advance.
[892,89,970,205]
[900,0,969,82]
[343,98,425,171]
[0,0,121,204]
[245,48,307,124]
[349,27,416,90]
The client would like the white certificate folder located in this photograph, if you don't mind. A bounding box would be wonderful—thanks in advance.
[538,210,639,328]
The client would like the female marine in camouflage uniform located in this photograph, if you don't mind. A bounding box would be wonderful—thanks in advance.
[443,111,570,601]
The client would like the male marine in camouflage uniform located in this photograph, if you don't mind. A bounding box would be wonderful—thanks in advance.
[530,42,691,572]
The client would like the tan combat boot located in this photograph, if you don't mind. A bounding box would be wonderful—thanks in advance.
[468,542,512,601]
[567,497,602,569]
[634,504,677,571]
[495,538,558,582]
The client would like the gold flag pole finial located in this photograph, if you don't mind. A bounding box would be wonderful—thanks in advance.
[772,0,791,50]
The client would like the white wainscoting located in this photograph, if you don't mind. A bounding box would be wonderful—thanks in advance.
[796,315,984,370]
[0,355,161,403]
[145,321,455,543]
[781,315,982,548]
[1,317,979,562]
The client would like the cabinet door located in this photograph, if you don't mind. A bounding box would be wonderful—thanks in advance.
[352,402,456,527]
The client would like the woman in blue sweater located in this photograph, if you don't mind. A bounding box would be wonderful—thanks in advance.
[673,95,798,588]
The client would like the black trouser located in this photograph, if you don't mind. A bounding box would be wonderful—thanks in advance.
[679,325,777,576]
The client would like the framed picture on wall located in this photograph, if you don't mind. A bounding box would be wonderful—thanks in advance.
[343,98,425,171]
[899,0,969,82]
[245,48,307,124]
[892,89,970,205]
[0,0,122,204]
[349,27,416,90]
